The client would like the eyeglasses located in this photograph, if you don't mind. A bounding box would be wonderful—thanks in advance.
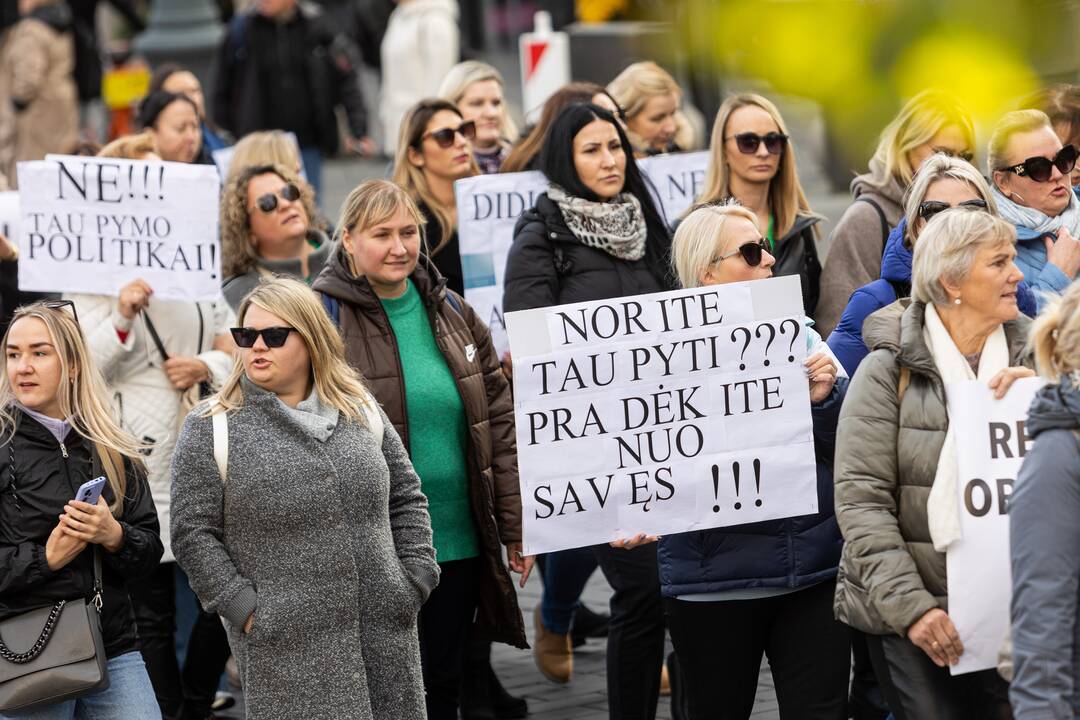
[716,238,770,267]
[251,183,301,214]
[42,299,79,323]
[421,120,477,149]
[997,145,1079,183]
[726,132,788,155]
[917,198,989,222]
[930,147,975,163]
[229,326,296,348]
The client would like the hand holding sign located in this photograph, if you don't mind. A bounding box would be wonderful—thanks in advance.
[118,278,153,320]
[806,352,838,403]
[17,156,221,302]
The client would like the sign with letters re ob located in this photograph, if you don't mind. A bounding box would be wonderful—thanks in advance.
[506,274,818,555]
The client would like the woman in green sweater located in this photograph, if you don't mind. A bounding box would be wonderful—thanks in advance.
[312,180,529,720]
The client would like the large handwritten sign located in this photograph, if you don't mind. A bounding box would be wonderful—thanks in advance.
[506,275,817,555]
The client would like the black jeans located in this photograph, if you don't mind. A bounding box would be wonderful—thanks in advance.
[592,542,665,720]
[419,557,482,720]
[129,562,231,720]
[665,580,849,720]
[865,633,1012,720]
[850,630,891,720]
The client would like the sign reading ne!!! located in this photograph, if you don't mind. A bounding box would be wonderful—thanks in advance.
[17,156,222,302]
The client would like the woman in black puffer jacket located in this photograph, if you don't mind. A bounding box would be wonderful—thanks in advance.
[0,302,162,718]
[502,102,674,714]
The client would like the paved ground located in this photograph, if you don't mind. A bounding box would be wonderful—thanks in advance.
[490,568,784,720]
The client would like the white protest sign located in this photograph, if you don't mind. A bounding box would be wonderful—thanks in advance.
[16,156,222,302]
[637,150,709,224]
[457,170,548,355]
[945,376,1044,675]
[506,274,818,555]
[456,152,710,350]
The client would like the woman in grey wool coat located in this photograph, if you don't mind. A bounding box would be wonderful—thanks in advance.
[170,276,438,720]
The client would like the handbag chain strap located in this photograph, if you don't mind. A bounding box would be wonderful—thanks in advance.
[0,440,105,664]
[0,600,67,664]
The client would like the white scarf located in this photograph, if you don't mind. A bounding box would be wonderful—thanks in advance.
[922,304,1010,552]
[991,185,1080,238]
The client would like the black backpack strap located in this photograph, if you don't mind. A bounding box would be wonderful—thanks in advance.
[856,196,890,257]
[142,312,170,362]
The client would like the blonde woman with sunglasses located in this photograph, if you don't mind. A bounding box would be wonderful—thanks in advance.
[695,93,822,317]
[171,277,437,720]
[650,202,848,720]
[989,109,1080,304]
[393,99,480,296]
[817,90,975,336]
[0,302,163,719]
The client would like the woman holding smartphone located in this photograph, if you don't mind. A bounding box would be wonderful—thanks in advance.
[0,301,163,718]
[171,277,438,720]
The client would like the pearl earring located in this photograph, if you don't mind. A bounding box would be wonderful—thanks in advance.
[954,297,962,305]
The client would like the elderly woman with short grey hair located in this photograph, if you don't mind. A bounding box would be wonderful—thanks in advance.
[833,209,1033,719]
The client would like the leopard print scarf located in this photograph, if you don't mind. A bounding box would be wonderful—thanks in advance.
[548,184,648,261]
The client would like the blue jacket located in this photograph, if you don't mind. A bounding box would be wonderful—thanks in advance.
[828,219,1038,376]
[1010,380,1080,719]
[1013,225,1072,310]
[657,378,847,597]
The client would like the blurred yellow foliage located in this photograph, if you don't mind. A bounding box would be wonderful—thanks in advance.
[577,0,632,23]
[893,27,1039,125]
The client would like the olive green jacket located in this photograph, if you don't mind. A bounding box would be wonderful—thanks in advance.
[833,299,1030,636]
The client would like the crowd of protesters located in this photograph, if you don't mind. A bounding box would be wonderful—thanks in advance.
[4,2,1080,720]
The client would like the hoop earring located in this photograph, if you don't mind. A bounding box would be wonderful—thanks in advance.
[1010,191,1025,203]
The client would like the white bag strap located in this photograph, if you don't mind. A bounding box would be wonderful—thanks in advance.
[363,395,384,447]
[211,402,228,483]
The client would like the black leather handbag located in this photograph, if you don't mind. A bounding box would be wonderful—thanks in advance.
[0,548,108,713]
[0,447,110,714]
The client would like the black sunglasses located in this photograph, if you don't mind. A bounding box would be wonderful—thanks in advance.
[917,198,989,222]
[230,326,296,348]
[997,144,1079,183]
[421,120,477,149]
[717,238,770,267]
[43,299,79,323]
[252,183,301,214]
[726,132,788,155]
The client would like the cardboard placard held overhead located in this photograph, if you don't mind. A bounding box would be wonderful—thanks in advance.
[506,274,818,555]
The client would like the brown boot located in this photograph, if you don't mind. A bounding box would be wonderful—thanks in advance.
[532,605,572,684]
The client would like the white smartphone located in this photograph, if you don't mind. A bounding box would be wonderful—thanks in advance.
[73,476,106,506]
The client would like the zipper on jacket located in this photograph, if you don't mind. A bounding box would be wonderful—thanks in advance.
[59,440,68,458]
